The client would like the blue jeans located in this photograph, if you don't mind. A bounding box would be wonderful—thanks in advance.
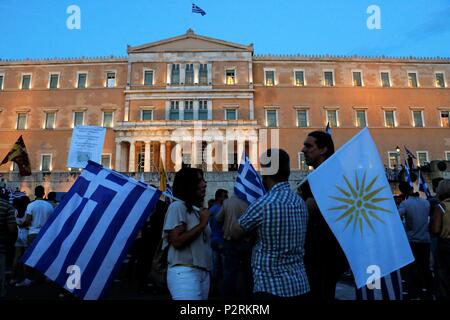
[222,240,253,299]
[167,266,210,300]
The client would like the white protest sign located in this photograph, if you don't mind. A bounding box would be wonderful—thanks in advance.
[67,126,106,168]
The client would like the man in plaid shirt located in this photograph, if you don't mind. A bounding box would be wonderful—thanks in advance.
[232,149,310,299]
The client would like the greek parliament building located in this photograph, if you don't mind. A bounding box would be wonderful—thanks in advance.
[0,30,449,191]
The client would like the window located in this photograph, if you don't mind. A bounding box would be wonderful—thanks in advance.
[184,100,194,120]
[298,152,308,170]
[412,110,424,127]
[185,64,194,85]
[41,154,52,172]
[326,110,338,127]
[296,110,308,127]
[21,74,31,90]
[294,70,305,86]
[49,74,59,89]
[408,72,419,88]
[198,100,208,120]
[265,70,275,86]
[323,71,334,87]
[355,110,367,128]
[388,151,400,169]
[265,109,278,127]
[352,71,363,87]
[101,154,112,169]
[0,74,3,90]
[436,73,446,88]
[44,112,56,129]
[106,72,116,88]
[380,72,391,87]
[417,151,429,167]
[384,110,396,128]
[225,109,237,120]
[199,64,208,85]
[170,64,180,85]
[102,111,113,128]
[226,69,235,85]
[73,111,84,127]
[144,70,154,86]
[446,151,450,161]
[77,73,87,88]
[141,109,153,121]
[441,111,449,127]
[16,113,27,130]
[169,101,179,120]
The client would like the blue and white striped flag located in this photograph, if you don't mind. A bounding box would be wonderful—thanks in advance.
[404,160,413,188]
[234,153,265,204]
[21,161,161,300]
[418,170,432,198]
[192,3,206,16]
[325,122,331,136]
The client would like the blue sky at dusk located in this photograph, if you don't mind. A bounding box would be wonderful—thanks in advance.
[0,0,449,59]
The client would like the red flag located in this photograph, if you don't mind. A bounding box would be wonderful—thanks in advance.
[1,136,32,176]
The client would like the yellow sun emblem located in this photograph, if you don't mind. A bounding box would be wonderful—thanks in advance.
[328,171,392,235]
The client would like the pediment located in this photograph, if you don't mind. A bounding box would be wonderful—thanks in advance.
[128,29,253,53]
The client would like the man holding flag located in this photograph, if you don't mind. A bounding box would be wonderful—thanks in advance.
[232,149,310,300]
[304,128,414,300]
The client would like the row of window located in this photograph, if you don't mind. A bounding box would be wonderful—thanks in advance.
[264,69,448,88]
[298,151,450,171]
[0,72,118,90]
[15,111,114,130]
[1,68,447,90]
[266,109,449,128]
[11,108,450,130]
[10,154,111,172]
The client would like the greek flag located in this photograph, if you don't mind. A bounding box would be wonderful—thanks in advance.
[192,3,206,16]
[404,146,416,159]
[21,161,161,300]
[234,153,265,204]
[404,160,413,188]
[418,171,431,198]
[325,122,331,136]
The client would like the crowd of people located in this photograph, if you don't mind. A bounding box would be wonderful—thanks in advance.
[0,130,449,301]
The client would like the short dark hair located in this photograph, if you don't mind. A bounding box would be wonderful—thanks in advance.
[173,167,205,213]
[47,191,56,201]
[261,148,290,182]
[307,131,335,159]
[35,185,45,198]
[215,189,228,200]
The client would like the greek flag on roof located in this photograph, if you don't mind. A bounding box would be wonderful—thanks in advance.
[234,153,265,204]
[21,161,161,300]
[192,3,206,16]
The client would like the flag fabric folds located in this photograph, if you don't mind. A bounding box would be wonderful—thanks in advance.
[21,161,161,300]
[1,136,32,176]
[234,153,265,204]
[325,122,331,136]
[418,171,432,198]
[404,146,416,159]
[307,128,414,289]
[404,160,413,188]
[192,3,206,16]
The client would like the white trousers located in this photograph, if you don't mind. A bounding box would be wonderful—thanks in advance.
[167,265,210,300]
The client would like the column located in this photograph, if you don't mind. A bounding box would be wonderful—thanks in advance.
[166,64,171,85]
[207,100,212,120]
[237,139,245,166]
[160,141,166,168]
[128,141,135,172]
[249,99,254,120]
[165,101,170,120]
[144,141,151,172]
[194,63,199,84]
[206,142,213,172]
[207,63,212,85]
[191,139,197,168]
[250,139,258,170]
[174,143,182,172]
[222,140,228,172]
[115,142,122,172]
[193,100,199,120]
[124,100,130,121]
[180,64,186,85]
